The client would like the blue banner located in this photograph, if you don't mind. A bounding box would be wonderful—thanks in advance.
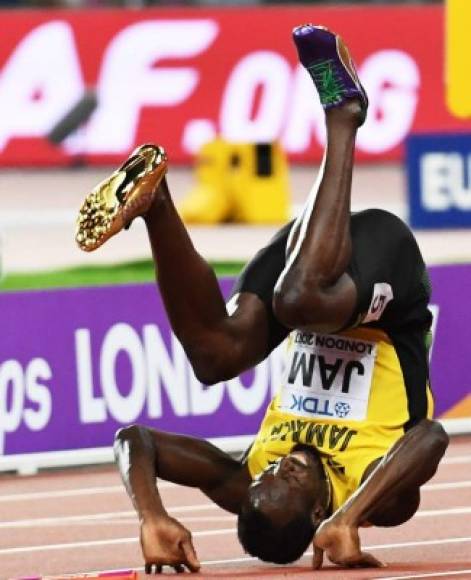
[406,133,471,228]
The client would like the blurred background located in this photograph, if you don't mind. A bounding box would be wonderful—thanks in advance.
[0,0,470,472]
[0,0,446,9]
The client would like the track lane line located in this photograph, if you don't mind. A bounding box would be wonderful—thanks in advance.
[415,506,471,518]
[79,538,471,577]
[377,570,471,579]
[422,480,471,491]
[0,481,179,503]
[0,450,468,503]
[0,528,236,555]
[1,504,470,529]
[10,504,471,529]
[441,455,471,465]
[0,485,123,502]
[0,503,219,528]
[0,466,469,503]
[1,532,471,556]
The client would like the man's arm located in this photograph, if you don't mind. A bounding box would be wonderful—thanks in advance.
[182,292,272,385]
[312,419,449,569]
[114,424,251,573]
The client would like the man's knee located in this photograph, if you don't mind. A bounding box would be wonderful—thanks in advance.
[368,489,420,527]
[273,264,337,331]
[273,272,356,333]
[273,276,326,330]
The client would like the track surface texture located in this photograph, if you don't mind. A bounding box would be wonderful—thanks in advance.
[0,436,470,579]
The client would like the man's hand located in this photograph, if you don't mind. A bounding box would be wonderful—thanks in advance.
[140,515,201,574]
[312,515,384,570]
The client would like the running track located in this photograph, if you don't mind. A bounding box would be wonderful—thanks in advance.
[1,436,470,580]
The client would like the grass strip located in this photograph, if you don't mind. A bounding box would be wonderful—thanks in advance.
[0,259,245,292]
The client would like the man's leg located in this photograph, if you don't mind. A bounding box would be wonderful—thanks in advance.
[75,142,271,383]
[143,177,227,346]
[275,105,359,331]
[368,491,421,527]
[76,147,275,383]
[142,175,271,383]
[360,458,421,527]
[274,26,367,334]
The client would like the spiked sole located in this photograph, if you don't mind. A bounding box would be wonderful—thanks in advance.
[76,144,167,252]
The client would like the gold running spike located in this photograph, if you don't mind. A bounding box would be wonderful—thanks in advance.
[75,144,168,252]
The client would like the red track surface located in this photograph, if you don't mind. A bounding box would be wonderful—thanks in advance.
[1,436,470,580]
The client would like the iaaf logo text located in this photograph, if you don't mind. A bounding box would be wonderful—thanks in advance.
[0,19,420,157]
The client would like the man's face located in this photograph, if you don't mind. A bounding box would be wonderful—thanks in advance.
[246,445,327,527]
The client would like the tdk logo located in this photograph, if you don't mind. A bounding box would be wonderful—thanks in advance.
[289,395,351,418]
[290,395,334,417]
[407,134,471,228]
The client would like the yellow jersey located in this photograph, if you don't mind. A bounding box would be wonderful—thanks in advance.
[247,326,434,512]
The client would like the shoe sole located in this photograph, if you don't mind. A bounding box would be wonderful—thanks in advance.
[76,144,167,252]
[294,24,368,123]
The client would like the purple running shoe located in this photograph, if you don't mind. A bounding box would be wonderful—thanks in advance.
[292,24,368,125]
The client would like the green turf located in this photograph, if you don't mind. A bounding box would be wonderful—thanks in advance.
[0,259,245,292]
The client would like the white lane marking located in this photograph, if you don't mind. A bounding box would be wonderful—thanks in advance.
[82,538,471,576]
[0,516,231,528]
[415,507,471,517]
[0,455,468,502]
[442,455,471,465]
[78,514,235,526]
[0,474,468,506]
[377,570,471,580]
[366,537,471,551]
[1,531,471,558]
[0,528,236,555]
[0,503,218,528]
[0,485,123,502]
[202,537,471,566]
[423,480,471,491]
[2,502,471,530]
[0,512,234,529]
[0,511,134,528]
[87,563,471,577]
[0,481,176,503]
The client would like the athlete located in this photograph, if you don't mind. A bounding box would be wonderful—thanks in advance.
[76,25,449,573]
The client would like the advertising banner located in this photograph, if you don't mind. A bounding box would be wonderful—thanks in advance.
[0,5,467,167]
[446,0,471,118]
[0,279,283,458]
[0,267,469,468]
[406,133,471,228]
[428,265,471,420]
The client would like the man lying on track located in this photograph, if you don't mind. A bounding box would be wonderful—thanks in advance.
[76,24,449,573]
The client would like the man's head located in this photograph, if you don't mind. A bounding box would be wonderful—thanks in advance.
[237,444,331,564]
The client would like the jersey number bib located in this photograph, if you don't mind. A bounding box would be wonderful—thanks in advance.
[278,331,377,421]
